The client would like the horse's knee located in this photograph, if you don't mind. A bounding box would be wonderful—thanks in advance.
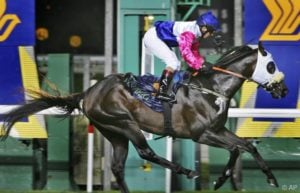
[137,148,156,160]
[245,142,271,173]
[245,141,258,153]
[231,146,240,156]
[111,163,125,178]
[224,144,239,156]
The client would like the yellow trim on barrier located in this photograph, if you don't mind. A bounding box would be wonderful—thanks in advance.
[3,47,47,138]
[237,81,272,137]
[239,81,257,108]
[274,101,300,137]
[236,82,300,138]
[17,46,47,138]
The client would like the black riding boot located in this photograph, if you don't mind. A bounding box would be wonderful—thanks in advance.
[157,69,176,103]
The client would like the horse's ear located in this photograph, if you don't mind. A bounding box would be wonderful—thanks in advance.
[258,41,267,56]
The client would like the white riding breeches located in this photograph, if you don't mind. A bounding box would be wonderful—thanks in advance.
[143,27,181,70]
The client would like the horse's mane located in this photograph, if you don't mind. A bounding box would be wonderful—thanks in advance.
[215,45,257,67]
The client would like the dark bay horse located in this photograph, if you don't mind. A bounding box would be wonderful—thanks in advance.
[2,43,288,192]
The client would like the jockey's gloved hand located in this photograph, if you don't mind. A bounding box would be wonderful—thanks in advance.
[213,32,225,54]
[201,61,214,73]
[185,67,197,76]
[213,32,225,47]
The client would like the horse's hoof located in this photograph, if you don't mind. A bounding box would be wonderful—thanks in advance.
[187,170,200,179]
[268,178,279,187]
[213,176,228,190]
[213,179,223,190]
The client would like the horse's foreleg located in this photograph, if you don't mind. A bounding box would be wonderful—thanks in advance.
[214,147,240,190]
[221,128,279,188]
[243,140,279,187]
[196,129,240,190]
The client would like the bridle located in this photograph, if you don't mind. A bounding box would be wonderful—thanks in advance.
[212,66,284,93]
[189,45,285,103]
[188,65,254,101]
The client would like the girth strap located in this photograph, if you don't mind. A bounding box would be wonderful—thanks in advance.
[162,102,174,135]
[155,101,175,140]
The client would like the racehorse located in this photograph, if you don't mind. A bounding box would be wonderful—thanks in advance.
[2,42,288,192]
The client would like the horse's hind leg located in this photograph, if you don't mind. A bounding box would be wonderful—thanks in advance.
[196,129,240,190]
[135,143,198,178]
[127,126,199,179]
[111,137,130,193]
[217,128,279,188]
[98,129,130,193]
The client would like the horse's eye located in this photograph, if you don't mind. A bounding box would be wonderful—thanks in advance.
[267,62,275,74]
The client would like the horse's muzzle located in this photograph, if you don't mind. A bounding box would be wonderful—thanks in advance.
[267,81,288,99]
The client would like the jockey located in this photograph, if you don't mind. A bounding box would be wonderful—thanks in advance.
[143,11,221,103]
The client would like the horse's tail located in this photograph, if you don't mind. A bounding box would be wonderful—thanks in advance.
[1,89,85,140]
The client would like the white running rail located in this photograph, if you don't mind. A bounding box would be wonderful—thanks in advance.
[1,106,300,118]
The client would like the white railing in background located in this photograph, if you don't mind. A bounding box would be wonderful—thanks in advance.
[2,106,300,118]
[228,108,300,118]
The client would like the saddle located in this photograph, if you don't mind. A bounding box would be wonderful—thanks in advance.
[123,71,189,112]
[123,71,190,138]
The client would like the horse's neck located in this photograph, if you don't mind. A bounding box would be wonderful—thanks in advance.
[212,73,245,98]
[211,59,256,98]
[193,70,245,99]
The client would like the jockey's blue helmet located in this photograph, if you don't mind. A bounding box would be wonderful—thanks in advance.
[196,11,221,32]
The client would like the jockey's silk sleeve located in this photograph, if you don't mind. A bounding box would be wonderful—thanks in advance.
[178,31,204,70]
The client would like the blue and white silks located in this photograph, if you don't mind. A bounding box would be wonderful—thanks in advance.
[154,21,178,47]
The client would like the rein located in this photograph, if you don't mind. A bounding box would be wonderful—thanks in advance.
[212,66,271,89]
[212,66,250,81]
[187,66,252,114]
[187,65,254,102]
